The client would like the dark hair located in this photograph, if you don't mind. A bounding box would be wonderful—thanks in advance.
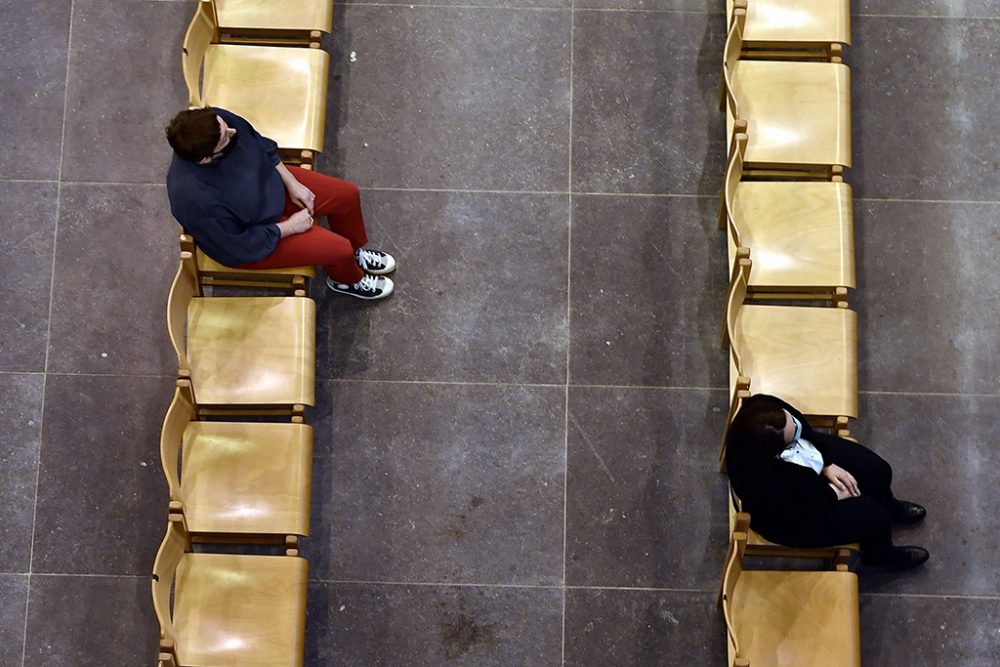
[726,395,786,466]
[165,108,221,162]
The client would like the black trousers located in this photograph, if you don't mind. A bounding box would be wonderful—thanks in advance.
[759,437,897,561]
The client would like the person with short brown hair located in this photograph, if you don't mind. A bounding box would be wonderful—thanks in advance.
[726,394,929,570]
[165,107,396,299]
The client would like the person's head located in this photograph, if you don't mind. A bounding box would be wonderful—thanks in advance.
[726,396,799,464]
[164,108,236,163]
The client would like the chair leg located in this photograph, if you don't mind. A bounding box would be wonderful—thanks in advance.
[286,535,300,556]
[834,548,852,571]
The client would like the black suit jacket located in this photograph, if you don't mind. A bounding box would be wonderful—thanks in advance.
[725,395,841,536]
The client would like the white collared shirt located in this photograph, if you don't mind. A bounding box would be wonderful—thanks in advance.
[777,436,824,474]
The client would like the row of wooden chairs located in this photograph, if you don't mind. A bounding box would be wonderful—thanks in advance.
[153,2,333,665]
[716,2,862,666]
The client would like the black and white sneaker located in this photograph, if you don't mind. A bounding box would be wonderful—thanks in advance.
[356,248,396,275]
[327,274,394,300]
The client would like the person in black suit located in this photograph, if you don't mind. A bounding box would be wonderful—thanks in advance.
[726,394,929,570]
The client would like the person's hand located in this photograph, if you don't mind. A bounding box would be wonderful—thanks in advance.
[286,179,315,215]
[823,464,860,498]
[278,209,313,237]
[829,483,853,501]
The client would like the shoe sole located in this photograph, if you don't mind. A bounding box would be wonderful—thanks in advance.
[326,279,395,300]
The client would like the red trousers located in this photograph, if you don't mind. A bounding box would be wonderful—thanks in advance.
[239,166,368,283]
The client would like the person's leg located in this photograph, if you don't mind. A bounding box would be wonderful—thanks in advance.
[239,225,364,284]
[286,166,368,250]
[758,496,895,562]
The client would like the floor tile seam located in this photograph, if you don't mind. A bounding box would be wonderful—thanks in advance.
[855,196,1000,206]
[859,389,1000,399]
[339,1,569,12]
[321,377,567,388]
[29,370,178,380]
[360,186,714,198]
[561,5,574,663]
[305,578,712,594]
[25,2,76,664]
[335,1,724,15]
[321,378,732,390]
[21,572,150,580]
[55,180,167,188]
[0,179,59,185]
[853,13,1000,21]
[47,181,715,199]
[861,591,1000,602]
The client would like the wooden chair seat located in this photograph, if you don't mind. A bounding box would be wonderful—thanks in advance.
[187,295,315,406]
[719,257,857,466]
[721,520,861,667]
[174,553,307,667]
[727,0,850,49]
[168,252,316,412]
[183,421,312,536]
[727,181,855,296]
[215,0,333,44]
[153,517,307,667]
[732,570,860,666]
[732,303,857,420]
[161,381,313,540]
[725,59,851,170]
[203,44,328,152]
[185,0,330,153]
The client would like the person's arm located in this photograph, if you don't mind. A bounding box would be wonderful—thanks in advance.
[179,204,306,265]
[275,162,315,214]
[730,459,839,522]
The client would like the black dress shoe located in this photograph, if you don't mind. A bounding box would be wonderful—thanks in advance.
[863,546,930,571]
[890,500,927,524]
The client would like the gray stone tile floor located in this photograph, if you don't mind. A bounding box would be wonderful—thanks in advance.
[1,0,998,664]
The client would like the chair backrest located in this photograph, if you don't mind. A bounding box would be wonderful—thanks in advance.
[722,2,748,120]
[723,131,750,249]
[160,380,198,504]
[166,251,201,374]
[719,376,751,470]
[721,523,750,666]
[722,254,752,372]
[182,0,221,107]
[151,514,190,651]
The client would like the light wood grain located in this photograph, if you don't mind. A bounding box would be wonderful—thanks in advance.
[184,0,330,152]
[727,0,850,47]
[160,382,313,538]
[153,518,308,667]
[167,253,316,409]
[721,520,861,667]
[215,0,333,34]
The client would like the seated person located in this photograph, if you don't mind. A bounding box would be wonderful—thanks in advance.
[165,107,395,300]
[726,394,929,570]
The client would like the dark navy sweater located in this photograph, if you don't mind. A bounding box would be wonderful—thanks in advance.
[166,108,285,266]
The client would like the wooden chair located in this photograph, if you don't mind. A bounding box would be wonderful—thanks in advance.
[167,251,316,416]
[214,0,333,47]
[179,234,315,292]
[152,513,308,667]
[721,130,855,302]
[720,514,861,667]
[722,6,851,179]
[160,379,312,543]
[727,0,850,61]
[183,0,329,166]
[720,255,857,467]
[728,489,855,570]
